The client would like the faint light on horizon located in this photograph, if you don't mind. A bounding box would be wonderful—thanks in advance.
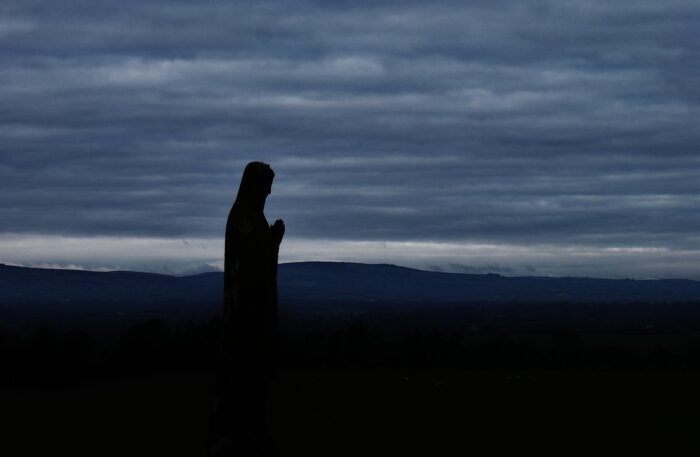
[0,234,698,280]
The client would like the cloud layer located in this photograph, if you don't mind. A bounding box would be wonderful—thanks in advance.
[1,1,698,277]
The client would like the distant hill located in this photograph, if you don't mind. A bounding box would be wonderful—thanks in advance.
[280,262,700,304]
[0,264,220,315]
[1,262,699,319]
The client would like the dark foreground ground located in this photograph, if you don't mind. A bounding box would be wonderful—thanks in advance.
[4,368,700,456]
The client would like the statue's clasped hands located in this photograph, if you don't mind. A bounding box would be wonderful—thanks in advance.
[271,219,285,246]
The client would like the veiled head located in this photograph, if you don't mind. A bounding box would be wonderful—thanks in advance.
[235,161,275,210]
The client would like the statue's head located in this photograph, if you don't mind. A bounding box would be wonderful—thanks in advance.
[235,161,275,210]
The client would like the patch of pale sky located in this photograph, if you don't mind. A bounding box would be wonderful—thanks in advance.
[1,235,698,280]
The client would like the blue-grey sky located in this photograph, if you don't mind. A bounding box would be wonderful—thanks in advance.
[1,0,698,278]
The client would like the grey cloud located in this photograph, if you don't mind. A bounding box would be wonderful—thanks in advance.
[0,0,698,276]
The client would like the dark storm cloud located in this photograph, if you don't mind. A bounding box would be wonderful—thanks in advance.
[1,1,698,260]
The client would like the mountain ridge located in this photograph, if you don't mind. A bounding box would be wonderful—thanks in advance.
[1,261,699,316]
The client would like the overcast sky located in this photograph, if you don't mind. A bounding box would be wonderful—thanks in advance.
[1,0,698,278]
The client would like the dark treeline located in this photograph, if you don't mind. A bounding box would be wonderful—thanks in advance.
[0,319,219,388]
[5,311,700,390]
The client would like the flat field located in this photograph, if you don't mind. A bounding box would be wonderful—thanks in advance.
[3,368,699,456]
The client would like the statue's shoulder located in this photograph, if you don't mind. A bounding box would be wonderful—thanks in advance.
[227,206,254,236]
[235,216,253,235]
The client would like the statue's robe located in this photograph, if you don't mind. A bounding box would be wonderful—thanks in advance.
[212,163,279,455]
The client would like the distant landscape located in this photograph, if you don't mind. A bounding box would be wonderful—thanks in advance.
[3,260,700,322]
[3,262,700,455]
[3,260,700,378]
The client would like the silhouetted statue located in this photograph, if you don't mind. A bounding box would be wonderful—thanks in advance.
[211,161,284,457]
